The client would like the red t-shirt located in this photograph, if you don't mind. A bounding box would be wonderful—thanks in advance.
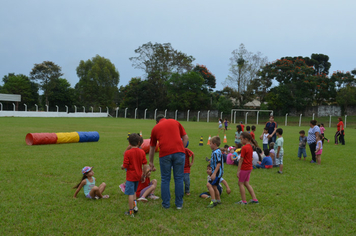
[240,144,253,170]
[184,148,194,173]
[240,124,245,132]
[250,131,255,140]
[123,148,147,182]
[337,121,344,131]
[136,177,150,198]
[150,118,187,157]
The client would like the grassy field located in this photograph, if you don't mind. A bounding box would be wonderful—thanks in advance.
[1,117,355,235]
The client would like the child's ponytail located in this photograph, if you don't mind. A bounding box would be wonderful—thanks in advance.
[73,174,87,189]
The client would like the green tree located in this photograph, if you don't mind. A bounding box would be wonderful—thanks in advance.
[76,55,120,108]
[336,85,356,114]
[166,72,210,110]
[217,95,233,114]
[310,53,331,75]
[130,42,195,80]
[226,43,268,106]
[1,73,39,108]
[30,61,63,106]
[193,64,216,89]
[46,78,75,110]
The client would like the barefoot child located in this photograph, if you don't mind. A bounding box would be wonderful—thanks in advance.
[121,133,149,217]
[315,134,323,165]
[73,166,109,199]
[236,132,258,205]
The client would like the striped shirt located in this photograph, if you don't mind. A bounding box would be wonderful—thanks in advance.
[307,126,320,144]
[210,148,223,178]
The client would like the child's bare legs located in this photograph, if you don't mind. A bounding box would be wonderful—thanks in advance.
[316,155,321,165]
[141,180,157,198]
[89,182,106,198]
[238,181,246,202]
[279,164,283,172]
[200,193,209,199]
[244,181,257,200]
[207,182,215,200]
[128,195,135,209]
[213,186,220,201]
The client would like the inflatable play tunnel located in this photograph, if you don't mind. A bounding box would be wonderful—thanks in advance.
[25,131,100,146]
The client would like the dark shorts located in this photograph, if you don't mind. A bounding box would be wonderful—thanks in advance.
[200,184,222,197]
[209,177,221,186]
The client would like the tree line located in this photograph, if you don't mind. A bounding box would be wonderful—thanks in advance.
[1,42,355,114]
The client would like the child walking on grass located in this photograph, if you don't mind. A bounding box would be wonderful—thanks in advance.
[121,133,149,217]
[73,166,109,199]
[315,134,323,165]
[207,136,224,208]
[236,132,258,205]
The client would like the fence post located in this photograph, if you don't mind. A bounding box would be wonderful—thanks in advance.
[285,113,288,126]
[234,111,236,124]
[65,105,68,113]
[145,109,148,119]
[221,112,223,120]
[329,115,331,128]
[345,115,347,128]
[175,110,178,120]
[245,112,248,124]
[230,109,233,125]
[312,113,315,120]
[0,102,2,111]
[83,106,85,113]
[56,105,59,112]
[90,106,93,113]
[125,108,128,118]
[187,110,190,122]
[207,110,210,123]
[116,107,119,118]
[106,107,109,115]
[256,111,259,125]
[165,109,167,117]
[154,109,157,120]
[99,107,101,113]
[35,104,38,112]
[24,104,27,112]
[13,103,16,111]
[46,105,49,112]
[198,111,200,122]
[135,108,138,119]
[299,114,302,127]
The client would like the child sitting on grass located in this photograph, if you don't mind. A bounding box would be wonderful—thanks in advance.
[207,136,224,208]
[200,164,231,199]
[136,168,159,202]
[73,166,109,199]
[226,146,235,165]
[256,149,273,169]
[121,133,149,217]
[236,132,258,205]
[232,145,242,166]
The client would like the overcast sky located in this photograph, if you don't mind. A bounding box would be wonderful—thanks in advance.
[1,0,355,91]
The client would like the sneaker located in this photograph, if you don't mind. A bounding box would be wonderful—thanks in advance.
[119,183,126,193]
[216,200,222,204]
[137,197,148,202]
[176,206,183,210]
[277,171,283,174]
[248,199,259,204]
[204,195,211,200]
[235,200,247,205]
[148,195,160,200]
[134,205,138,213]
[124,211,134,218]
[310,160,316,163]
[207,201,217,208]
[102,195,109,199]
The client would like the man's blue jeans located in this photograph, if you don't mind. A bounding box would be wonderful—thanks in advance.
[159,152,185,208]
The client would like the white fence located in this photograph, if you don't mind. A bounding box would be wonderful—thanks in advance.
[0,111,107,118]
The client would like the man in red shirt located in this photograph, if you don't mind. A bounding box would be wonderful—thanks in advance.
[149,115,189,209]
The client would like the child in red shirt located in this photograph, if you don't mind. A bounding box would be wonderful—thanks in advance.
[121,133,149,217]
[136,169,159,202]
[236,132,258,205]
[184,148,194,196]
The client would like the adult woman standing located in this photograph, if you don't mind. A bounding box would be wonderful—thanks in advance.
[307,120,320,163]
[335,117,345,145]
